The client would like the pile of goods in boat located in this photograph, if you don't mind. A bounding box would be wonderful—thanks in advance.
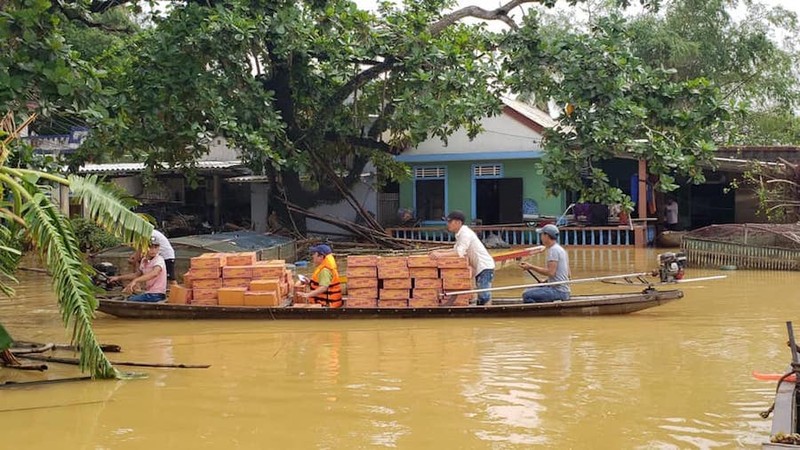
[344,254,474,308]
[169,252,293,306]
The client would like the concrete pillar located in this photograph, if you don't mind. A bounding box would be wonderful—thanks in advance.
[213,174,221,227]
[636,159,647,248]
[251,183,269,233]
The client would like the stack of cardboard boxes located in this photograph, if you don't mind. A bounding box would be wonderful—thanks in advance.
[168,252,293,307]
[344,254,475,308]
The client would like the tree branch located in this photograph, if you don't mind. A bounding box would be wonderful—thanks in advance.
[431,0,543,35]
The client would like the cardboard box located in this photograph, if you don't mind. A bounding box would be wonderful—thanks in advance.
[409,298,440,308]
[380,289,409,300]
[382,278,411,289]
[348,287,378,299]
[223,266,253,279]
[190,254,225,269]
[347,266,378,278]
[347,277,378,289]
[439,268,473,279]
[377,266,410,279]
[192,277,223,289]
[250,279,280,293]
[345,298,378,307]
[407,255,437,268]
[225,252,257,266]
[263,259,285,265]
[377,256,408,270]
[187,268,221,280]
[379,299,408,308]
[222,277,251,288]
[192,288,218,301]
[168,284,192,304]
[442,277,474,290]
[244,290,279,307]
[413,278,442,290]
[412,288,440,301]
[218,287,246,306]
[409,267,438,279]
[181,272,194,289]
[346,255,379,267]
[191,298,219,306]
[441,294,473,306]
[251,265,285,279]
[436,256,469,269]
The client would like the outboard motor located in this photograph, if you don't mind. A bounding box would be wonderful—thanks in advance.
[92,262,119,290]
[657,252,686,283]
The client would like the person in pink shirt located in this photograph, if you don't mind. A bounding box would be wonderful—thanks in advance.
[110,237,168,302]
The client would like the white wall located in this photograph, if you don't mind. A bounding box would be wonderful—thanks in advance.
[406,111,543,155]
[306,173,378,236]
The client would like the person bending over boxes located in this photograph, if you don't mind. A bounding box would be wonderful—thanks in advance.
[109,237,168,302]
[297,244,343,308]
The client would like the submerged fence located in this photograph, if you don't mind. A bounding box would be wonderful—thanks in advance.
[387,225,638,247]
[682,237,800,271]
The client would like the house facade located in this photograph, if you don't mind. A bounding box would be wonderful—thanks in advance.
[395,98,564,225]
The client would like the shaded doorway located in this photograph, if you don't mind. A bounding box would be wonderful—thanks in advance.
[476,178,523,225]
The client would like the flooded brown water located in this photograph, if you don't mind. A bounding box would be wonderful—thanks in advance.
[1,248,797,449]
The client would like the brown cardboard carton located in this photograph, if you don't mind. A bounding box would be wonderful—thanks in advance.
[439,268,473,279]
[192,288,218,301]
[382,278,412,289]
[168,284,192,304]
[379,289,409,300]
[406,255,437,268]
[377,256,408,270]
[413,278,442,290]
[192,278,223,289]
[409,298,440,308]
[377,266,410,279]
[345,298,378,307]
[225,252,257,266]
[190,254,226,269]
[250,279,280,293]
[435,256,469,269]
[379,299,408,308]
[223,266,253,279]
[346,277,379,289]
[222,277,251,288]
[187,267,221,280]
[348,287,378,298]
[346,255,379,267]
[442,277,474,290]
[347,266,378,278]
[218,288,246,306]
[244,291,279,307]
[409,267,438,279]
[412,288,440,301]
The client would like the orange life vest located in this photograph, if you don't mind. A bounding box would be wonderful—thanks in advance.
[310,254,343,308]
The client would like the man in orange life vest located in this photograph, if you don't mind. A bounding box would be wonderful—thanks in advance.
[298,244,343,308]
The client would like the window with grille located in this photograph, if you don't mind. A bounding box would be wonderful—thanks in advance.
[473,164,502,178]
[414,167,446,179]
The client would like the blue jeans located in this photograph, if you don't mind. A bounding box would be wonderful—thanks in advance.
[128,293,166,303]
[522,286,569,303]
[475,269,494,305]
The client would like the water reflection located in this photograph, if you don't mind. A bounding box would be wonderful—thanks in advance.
[1,250,797,448]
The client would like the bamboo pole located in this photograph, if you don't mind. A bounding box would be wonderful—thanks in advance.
[443,272,653,296]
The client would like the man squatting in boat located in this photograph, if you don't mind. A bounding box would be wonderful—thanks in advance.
[297,244,343,308]
[519,224,572,303]
[430,210,496,306]
[109,236,169,302]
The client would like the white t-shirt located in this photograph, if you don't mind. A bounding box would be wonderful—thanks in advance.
[453,225,495,274]
[665,202,678,225]
[151,229,175,260]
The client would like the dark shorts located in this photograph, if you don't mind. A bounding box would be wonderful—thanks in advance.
[165,259,175,280]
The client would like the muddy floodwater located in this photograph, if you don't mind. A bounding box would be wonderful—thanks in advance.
[1,248,797,449]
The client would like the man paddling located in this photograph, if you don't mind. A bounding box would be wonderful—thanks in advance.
[109,236,168,302]
[519,224,571,303]
[431,210,495,306]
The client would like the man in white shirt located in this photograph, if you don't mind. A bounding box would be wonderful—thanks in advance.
[431,210,496,305]
[150,229,176,280]
[664,198,679,231]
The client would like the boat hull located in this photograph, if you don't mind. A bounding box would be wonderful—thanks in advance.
[96,290,683,320]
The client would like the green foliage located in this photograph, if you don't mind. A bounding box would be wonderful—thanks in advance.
[0,324,12,352]
[70,217,122,254]
[504,13,730,203]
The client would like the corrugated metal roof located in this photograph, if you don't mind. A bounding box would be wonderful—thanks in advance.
[78,160,243,174]
[226,175,271,183]
[94,231,296,260]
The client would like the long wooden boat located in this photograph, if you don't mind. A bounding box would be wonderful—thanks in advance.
[96,289,683,320]
[763,322,800,449]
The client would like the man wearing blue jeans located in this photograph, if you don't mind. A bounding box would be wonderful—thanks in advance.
[520,224,571,303]
[431,210,496,305]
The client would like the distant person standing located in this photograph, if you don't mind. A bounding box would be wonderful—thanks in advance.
[431,210,496,306]
[520,224,571,303]
[151,229,176,280]
[664,198,679,231]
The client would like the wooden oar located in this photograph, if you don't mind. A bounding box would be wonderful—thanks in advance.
[443,272,653,296]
